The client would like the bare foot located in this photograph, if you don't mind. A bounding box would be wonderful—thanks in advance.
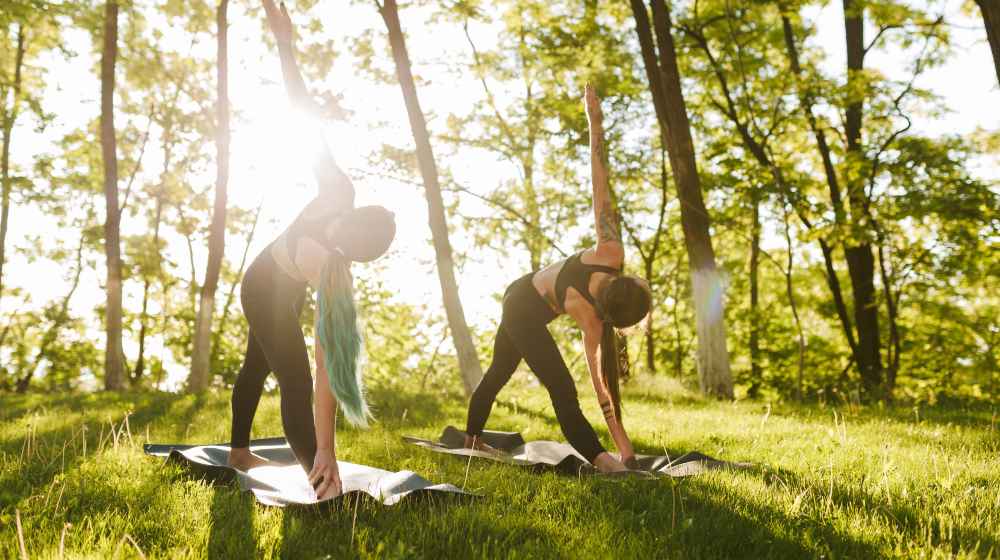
[464,433,503,455]
[592,452,628,473]
[228,447,270,471]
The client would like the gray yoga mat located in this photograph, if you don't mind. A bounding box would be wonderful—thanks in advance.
[144,437,472,507]
[404,426,749,477]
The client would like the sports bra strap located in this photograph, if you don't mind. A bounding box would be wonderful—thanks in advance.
[554,252,621,310]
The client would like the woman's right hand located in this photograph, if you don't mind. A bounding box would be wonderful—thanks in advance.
[308,449,343,500]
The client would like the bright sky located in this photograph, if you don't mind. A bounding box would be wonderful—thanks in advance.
[5,0,998,389]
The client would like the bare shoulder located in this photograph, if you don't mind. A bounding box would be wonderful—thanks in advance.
[583,245,624,268]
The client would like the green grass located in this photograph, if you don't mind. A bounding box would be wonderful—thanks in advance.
[2,375,998,559]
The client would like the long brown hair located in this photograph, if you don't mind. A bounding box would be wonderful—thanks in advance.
[597,276,652,420]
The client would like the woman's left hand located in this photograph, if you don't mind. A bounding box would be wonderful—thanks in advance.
[309,449,343,500]
[622,455,640,470]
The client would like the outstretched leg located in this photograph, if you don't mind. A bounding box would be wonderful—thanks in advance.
[246,298,317,472]
[234,251,317,472]
[505,323,606,463]
[465,326,522,438]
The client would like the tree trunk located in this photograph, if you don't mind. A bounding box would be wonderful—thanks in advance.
[378,0,483,396]
[843,0,883,397]
[781,205,806,401]
[100,1,125,391]
[780,10,871,381]
[641,149,670,375]
[0,25,25,314]
[132,192,163,385]
[747,189,762,398]
[977,0,1000,87]
[644,256,656,373]
[20,231,87,393]
[188,0,230,393]
[630,0,733,398]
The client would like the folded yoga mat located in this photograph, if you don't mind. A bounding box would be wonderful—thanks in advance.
[144,437,472,507]
[404,426,749,477]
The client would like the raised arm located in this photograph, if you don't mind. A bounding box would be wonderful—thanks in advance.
[582,326,635,463]
[584,85,624,264]
[262,0,354,205]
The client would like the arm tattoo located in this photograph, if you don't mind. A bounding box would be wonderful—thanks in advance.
[600,401,615,420]
[597,203,622,244]
[593,135,609,168]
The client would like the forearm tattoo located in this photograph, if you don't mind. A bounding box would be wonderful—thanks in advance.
[597,203,622,244]
[600,401,615,421]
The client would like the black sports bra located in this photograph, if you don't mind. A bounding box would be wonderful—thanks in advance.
[285,203,344,262]
[554,251,621,310]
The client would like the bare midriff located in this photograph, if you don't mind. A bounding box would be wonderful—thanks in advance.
[270,233,304,282]
[269,197,341,290]
[533,248,619,321]
[270,232,329,290]
[532,260,564,315]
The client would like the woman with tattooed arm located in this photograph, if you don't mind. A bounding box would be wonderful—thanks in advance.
[462,85,652,473]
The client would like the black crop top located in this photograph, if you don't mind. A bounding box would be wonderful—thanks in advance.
[283,197,348,263]
[554,251,621,309]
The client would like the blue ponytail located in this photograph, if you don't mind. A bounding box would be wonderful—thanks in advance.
[316,253,371,427]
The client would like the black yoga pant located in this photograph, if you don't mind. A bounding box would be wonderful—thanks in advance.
[230,247,317,472]
[465,274,606,462]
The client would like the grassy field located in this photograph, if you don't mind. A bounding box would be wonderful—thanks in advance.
[1,375,998,559]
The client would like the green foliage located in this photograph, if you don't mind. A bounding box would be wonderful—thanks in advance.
[0,0,997,404]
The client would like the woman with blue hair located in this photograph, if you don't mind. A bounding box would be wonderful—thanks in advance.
[227,0,396,500]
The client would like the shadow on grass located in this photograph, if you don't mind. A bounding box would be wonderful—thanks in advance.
[208,486,258,558]
[366,386,469,430]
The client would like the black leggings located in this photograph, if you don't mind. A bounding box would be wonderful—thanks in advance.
[465,274,606,462]
[230,246,317,472]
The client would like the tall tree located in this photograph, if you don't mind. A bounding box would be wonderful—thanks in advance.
[188,0,230,392]
[777,8,864,370]
[100,0,125,391]
[841,0,883,396]
[747,185,763,397]
[0,24,26,314]
[629,0,733,397]
[976,0,1000,86]
[377,0,483,396]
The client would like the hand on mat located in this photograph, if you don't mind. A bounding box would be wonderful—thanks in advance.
[309,450,343,500]
[622,455,641,471]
